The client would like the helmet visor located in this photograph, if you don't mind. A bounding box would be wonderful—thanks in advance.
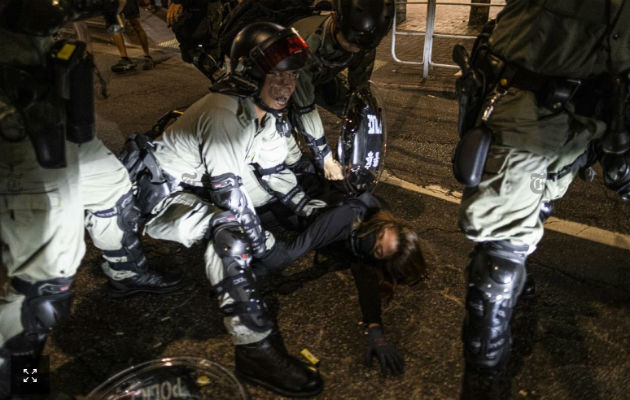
[251,29,311,74]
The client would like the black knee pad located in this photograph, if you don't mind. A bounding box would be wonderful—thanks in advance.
[8,277,74,355]
[463,242,527,369]
[210,213,273,333]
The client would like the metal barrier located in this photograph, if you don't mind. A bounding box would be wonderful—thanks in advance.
[391,0,505,78]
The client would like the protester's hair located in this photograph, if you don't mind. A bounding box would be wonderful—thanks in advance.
[355,210,427,295]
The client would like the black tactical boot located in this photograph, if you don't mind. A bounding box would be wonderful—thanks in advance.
[107,267,183,298]
[235,332,323,398]
[461,364,511,400]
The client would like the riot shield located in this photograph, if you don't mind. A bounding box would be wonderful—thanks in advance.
[88,357,249,399]
[337,83,387,194]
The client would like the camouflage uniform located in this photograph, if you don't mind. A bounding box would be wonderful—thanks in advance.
[287,15,376,167]
[457,1,630,398]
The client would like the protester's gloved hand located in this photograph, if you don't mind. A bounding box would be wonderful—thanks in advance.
[323,157,344,181]
[364,325,404,376]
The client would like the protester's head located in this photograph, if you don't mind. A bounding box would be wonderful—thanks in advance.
[355,210,427,290]
[230,22,310,109]
[332,0,395,52]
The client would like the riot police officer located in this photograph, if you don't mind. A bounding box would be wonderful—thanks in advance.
[0,0,181,395]
[167,0,237,80]
[215,0,394,182]
[286,0,395,181]
[130,22,325,397]
[452,1,630,398]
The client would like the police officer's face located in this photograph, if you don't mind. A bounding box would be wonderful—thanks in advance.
[260,70,298,110]
[373,227,399,260]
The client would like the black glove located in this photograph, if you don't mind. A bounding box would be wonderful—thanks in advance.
[364,325,404,376]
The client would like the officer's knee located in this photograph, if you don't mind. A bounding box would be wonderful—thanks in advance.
[209,212,273,333]
[99,191,146,270]
[11,276,74,338]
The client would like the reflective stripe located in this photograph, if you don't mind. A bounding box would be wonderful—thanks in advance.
[92,207,117,218]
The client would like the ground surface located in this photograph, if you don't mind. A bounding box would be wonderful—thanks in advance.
[41,4,629,399]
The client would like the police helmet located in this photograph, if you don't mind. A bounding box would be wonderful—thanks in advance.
[230,22,311,84]
[334,0,395,50]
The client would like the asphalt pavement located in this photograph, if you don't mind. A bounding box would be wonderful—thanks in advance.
[43,4,629,399]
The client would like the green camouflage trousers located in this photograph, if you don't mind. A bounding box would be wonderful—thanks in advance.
[459,87,606,253]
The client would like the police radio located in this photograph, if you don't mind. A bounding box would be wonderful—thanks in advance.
[9,40,95,169]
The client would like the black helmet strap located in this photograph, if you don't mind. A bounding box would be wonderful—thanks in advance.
[253,95,285,117]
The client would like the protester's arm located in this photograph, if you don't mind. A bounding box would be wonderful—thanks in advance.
[351,262,405,376]
[350,262,382,325]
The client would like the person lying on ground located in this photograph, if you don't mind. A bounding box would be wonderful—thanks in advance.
[256,191,427,376]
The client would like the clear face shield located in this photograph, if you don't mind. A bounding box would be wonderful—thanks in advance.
[337,83,387,194]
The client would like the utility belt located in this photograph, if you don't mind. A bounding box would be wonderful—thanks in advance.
[452,38,588,187]
[119,134,178,216]
[0,40,96,169]
[473,48,582,112]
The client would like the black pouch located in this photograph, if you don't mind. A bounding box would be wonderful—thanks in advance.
[453,126,492,187]
[538,78,581,110]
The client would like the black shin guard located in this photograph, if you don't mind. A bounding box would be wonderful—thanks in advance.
[463,242,527,370]
[211,212,273,333]
[98,191,147,276]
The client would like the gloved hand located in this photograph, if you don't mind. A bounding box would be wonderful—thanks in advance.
[300,199,327,218]
[323,157,344,181]
[364,325,404,376]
